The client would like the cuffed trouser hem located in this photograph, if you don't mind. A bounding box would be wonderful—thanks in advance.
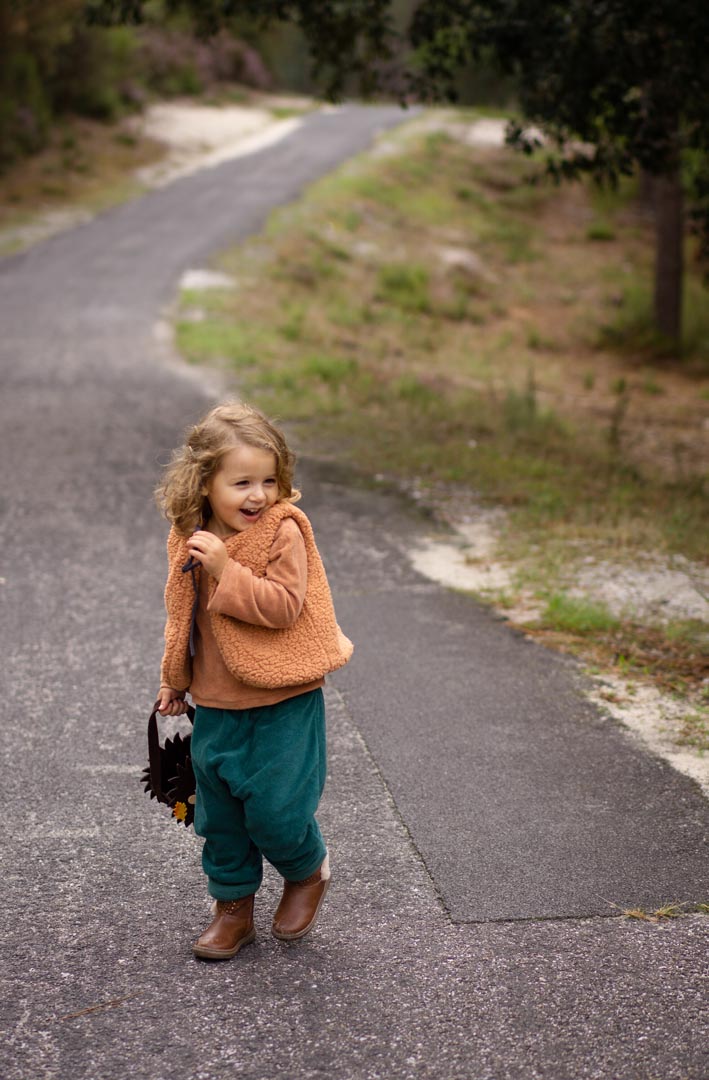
[279,844,327,884]
[208,882,260,902]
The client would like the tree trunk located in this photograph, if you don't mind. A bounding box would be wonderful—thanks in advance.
[653,166,684,345]
[638,169,656,209]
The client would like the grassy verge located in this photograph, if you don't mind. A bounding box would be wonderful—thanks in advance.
[173,111,709,717]
[0,114,165,255]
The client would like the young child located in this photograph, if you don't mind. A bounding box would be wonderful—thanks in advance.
[155,400,353,960]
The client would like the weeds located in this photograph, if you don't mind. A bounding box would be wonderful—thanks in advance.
[0,113,162,239]
[608,377,630,451]
[605,899,707,922]
[377,263,431,313]
[175,320,260,368]
[599,278,709,369]
[586,220,616,242]
[541,593,620,635]
[676,712,709,752]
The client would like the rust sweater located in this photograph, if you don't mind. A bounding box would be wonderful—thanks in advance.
[160,502,353,696]
[190,518,324,709]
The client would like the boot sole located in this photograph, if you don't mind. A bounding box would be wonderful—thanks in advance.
[272,879,330,942]
[192,927,256,960]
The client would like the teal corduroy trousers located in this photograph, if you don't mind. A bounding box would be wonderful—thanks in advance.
[191,688,327,900]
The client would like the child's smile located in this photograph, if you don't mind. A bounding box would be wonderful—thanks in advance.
[204,444,279,537]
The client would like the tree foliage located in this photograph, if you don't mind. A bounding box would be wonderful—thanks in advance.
[410,1,709,341]
[407,1,709,339]
[86,1,398,97]
[85,1,709,193]
[410,3,709,178]
[0,1,87,162]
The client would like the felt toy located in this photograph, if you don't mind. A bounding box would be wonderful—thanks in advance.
[141,702,196,828]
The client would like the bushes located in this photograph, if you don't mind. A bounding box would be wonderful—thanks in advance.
[0,4,273,172]
[0,51,52,165]
[52,25,143,120]
[137,27,271,97]
[0,0,84,168]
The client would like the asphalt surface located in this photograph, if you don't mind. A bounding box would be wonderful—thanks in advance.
[1,104,707,1080]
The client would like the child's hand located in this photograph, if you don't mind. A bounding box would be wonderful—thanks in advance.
[157,687,189,716]
[186,531,228,580]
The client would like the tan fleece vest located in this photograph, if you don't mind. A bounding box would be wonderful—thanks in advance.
[161,503,353,691]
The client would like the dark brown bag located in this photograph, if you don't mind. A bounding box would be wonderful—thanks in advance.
[141,702,196,827]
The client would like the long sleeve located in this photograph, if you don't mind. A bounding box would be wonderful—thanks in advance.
[207,518,307,628]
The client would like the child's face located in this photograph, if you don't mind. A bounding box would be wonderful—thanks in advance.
[204,444,279,537]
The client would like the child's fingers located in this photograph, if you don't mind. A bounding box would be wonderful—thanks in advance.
[189,533,222,552]
[157,689,185,715]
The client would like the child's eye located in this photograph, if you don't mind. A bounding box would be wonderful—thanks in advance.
[233,481,249,488]
[264,478,277,486]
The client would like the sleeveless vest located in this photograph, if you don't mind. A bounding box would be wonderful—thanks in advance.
[160,503,353,691]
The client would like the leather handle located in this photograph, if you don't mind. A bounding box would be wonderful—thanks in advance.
[148,700,195,804]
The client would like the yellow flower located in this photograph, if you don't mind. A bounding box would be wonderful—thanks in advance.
[173,801,187,822]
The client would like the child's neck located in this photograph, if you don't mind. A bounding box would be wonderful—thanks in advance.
[205,518,236,541]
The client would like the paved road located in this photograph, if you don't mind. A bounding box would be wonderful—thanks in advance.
[1,105,707,1080]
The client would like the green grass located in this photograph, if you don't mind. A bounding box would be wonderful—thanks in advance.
[176,119,709,572]
[599,277,709,368]
[588,173,641,216]
[377,263,431,313]
[179,287,233,313]
[301,353,359,385]
[663,618,709,650]
[676,711,709,752]
[586,220,616,242]
[175,320,263,368]
[541,593,620,635]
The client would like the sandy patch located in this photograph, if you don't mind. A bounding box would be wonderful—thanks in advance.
[588,674,709,798]
[135,101,308,187]
[408,512,543,623]
[179,268,236,291]
[573,558,709,623]
[409,513,510,592]
[463,118,507,147]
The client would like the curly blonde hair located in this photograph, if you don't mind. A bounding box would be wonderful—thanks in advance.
[155,400,300,536]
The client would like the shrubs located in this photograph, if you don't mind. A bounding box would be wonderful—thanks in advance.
[0,51,52,166]
[52,26,143,121]
[0,13,273,171]
[137,27,271,98]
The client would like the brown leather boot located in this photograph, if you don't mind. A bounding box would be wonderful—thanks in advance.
[193,895,256,960]
[272,854,331,941]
